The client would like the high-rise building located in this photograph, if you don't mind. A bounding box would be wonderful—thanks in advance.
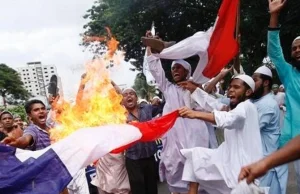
[17,62,63,97]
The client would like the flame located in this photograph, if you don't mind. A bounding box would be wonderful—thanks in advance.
[50,28,126,141]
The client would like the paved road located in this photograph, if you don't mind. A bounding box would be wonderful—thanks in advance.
[158,164,298,194]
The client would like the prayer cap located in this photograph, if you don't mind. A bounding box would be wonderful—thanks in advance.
[171,59,191,78]
[272,84,279,89]
[122,87,136,94]
[152,96,161,100]
[254,66,272,78]
[293,36,300,43]
[279,84,284,89]
[234,74,255,92]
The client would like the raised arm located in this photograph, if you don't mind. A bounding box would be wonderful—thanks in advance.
[146,47,171,92]
[204,67,232,94]
[268,0,290,83]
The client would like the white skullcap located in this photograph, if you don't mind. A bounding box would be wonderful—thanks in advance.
[138,99,148,104]
[171,59,191,79]
[254,65,272,78]
[279,84,284,89]
[152,96,161,100]
[122,87,136,94]
[293,36,300,43]
[234,74,255,92]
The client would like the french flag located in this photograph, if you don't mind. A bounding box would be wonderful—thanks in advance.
[156,0,239,83]
[0,111,178,194]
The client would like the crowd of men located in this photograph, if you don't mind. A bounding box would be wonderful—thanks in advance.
[1,0,300,193]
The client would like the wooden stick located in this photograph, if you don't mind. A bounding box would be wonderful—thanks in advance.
[233,0,241,73]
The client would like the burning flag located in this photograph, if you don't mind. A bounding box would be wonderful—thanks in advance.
[0,28,178,193]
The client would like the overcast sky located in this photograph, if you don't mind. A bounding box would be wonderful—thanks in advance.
[0,0,137,99]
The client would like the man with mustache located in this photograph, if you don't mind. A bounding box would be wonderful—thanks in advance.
[2,100,50,151]
[146,45,215,193]
[251,65,285,193]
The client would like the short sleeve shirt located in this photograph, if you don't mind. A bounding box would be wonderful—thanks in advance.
[23,124,51,151]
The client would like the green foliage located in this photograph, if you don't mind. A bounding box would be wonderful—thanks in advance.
[0,64,30,106]
[132,73,157,100]
[82,0,300,76]
[8,105,27,121]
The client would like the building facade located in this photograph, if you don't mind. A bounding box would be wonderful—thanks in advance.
[17,62,63,97]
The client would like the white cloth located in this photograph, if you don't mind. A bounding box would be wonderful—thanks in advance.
[231,180,266,194]
[234,75,255,92]
[147,55,210,193]
[154,28,214,84]
[67,169,90,194]
[274,92,285,107]
[181,100,263,192]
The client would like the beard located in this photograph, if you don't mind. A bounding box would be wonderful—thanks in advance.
[252,85,264,100]
[229,93,247,110]
[291,59,300,71]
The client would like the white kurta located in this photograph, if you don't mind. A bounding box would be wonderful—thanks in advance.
[181,99,263,194]
[147,55,210,193]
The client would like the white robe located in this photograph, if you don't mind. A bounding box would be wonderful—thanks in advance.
[181,97,263,194]
[147,55,210,193]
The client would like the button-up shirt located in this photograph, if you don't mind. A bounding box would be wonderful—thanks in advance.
[126,104,157,160]
[23,124,51,151]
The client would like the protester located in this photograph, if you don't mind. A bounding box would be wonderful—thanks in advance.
[1,100,50,150]
[146,46,212,193]
[122,88,158,194]
[93,82,131,194]
[252,65,284,193]
[13,115,24,130]
[178,75,263,194]
[267,0,300,192]
[0,123,6,141]
[0,111,14,134]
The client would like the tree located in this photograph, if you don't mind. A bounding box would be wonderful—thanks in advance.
[132,73,157,101]
[8,106,27,121]
[0,64,30,107]
[82,0,300,76]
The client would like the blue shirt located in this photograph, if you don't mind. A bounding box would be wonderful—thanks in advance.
[252,93,280,157]
[268,30,300,146]
[126,104,157,160]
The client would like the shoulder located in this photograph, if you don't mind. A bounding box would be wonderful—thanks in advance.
[24,124,38,134]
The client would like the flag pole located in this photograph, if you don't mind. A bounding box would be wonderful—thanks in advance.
[233,0,241,73]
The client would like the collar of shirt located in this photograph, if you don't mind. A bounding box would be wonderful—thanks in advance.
[29,124,49,134]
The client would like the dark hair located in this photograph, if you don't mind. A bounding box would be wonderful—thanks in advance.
[24,100,46,114]
[0,111,13,120]
[259,74,273,90]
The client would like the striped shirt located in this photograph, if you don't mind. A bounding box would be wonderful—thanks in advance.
[23,124,51,151]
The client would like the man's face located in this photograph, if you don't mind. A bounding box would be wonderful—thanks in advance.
[122,89,138,110]
[272,87,279,94]
[28,103,47,126]
[292,39,300,62]
[279,87,285,93]
[227,79,251,109]
[151,98,160,106]
[252,73,265,100]
[0,113,13,129]
[171,64,188,83]
[14,117,24,128]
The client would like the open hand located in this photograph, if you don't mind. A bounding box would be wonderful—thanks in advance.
[268,0,286,14]
[238,160,269,184]
[178,107,198,119]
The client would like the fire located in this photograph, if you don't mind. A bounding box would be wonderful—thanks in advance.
[50,28,127,142]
